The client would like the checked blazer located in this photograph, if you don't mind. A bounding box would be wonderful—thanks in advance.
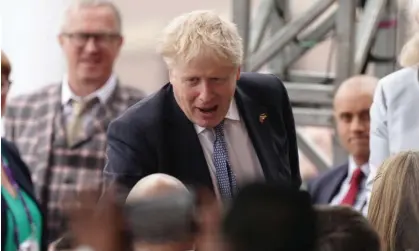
[3,82,144,241]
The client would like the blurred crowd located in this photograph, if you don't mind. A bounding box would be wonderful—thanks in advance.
[1,0,419,251]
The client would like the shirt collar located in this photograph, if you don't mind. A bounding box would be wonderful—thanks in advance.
[194,99,240,134]
[348,156,370,178]
[61,73,118,105]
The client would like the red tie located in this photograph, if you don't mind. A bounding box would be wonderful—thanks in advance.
[341,167,364,206]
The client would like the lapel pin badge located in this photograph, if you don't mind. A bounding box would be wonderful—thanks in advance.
[259,113,267,124]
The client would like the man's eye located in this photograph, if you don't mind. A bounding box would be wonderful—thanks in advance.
[185,78,199,84]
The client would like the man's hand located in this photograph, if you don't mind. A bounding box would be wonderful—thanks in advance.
[64,186,126,251]
[194,189,223,251]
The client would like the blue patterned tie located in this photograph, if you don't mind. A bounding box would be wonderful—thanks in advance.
[213,120,237,200]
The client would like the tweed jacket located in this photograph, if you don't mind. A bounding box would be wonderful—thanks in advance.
[3,82,144,240]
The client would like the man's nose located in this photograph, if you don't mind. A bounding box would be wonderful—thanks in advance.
[350,117,365,132]
[198,82,214,101]
[84,38,99,53]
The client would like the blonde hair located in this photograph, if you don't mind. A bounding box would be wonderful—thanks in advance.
[368,151,419,251]
[399,0,419,67]
[157,10,243,68]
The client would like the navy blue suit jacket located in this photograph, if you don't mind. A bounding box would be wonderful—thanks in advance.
[306,164,348,205]
[104,72,301,197]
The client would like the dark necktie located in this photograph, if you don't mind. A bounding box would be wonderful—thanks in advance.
[341,167,364,206]
[212,121,237,200]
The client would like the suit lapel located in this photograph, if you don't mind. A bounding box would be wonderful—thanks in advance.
[36,86,61,170]
[30,85,61,197]
[320,165,348,204]
[2,140,33,198]
[234,87,286,183]
[163,85,213,190]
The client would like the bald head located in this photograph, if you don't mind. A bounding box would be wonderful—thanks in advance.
[126,174,188,203]
[333,75,378,165]
[334,75,378,107]
[125,174,196,247]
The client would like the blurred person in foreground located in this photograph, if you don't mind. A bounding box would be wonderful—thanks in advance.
[105,10,300,202]
[63,176,221,251]
[366,0,419,214]
[368,151,419,251]
[222,183,316,251]
[307,75,377,213]
[4,0,144,242]
[126,173,189,201]
[125,174,197,251]
[1,51,47,251]
[314,206,380,251]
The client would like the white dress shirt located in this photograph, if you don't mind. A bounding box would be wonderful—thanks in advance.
[194,100,265,198]
[330,157,369,212]
[61,73,117,126]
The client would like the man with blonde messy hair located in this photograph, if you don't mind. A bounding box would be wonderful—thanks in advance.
[104,10,300,201]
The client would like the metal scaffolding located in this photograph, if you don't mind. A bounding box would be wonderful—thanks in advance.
[232,0,406,173]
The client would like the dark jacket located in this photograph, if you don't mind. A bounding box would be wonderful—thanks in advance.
[1,138,47,251]
[104,72,301,198]
[306,164,348,205]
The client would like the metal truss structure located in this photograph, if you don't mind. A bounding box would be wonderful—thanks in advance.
[232,0,407,173]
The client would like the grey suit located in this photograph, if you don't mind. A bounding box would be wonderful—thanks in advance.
[365,67,419,215]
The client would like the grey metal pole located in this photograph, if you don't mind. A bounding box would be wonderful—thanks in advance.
[232,0,251,71]
[333,0,357,166]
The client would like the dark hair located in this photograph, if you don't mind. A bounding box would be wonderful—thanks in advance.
[1,50,11,77]
[223,183,316,251]
[315,206,380,251]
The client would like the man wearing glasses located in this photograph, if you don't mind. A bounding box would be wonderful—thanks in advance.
[3,0,144,244]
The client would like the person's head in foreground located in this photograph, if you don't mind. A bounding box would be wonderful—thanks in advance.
[157,10,243,128]
[125,174,197,251]
[368,151,419,251]
[314,206,380,251]
[222,183,316,251]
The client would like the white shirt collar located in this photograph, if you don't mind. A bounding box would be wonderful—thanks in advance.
[348,156,370,178]
[61,73,118,105]
[194,99,240,134]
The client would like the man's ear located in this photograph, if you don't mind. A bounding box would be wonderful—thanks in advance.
[168,67,176,85]
[58,34,65,47]
[236,67,241,80]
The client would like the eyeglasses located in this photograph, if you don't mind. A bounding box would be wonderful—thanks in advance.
[1,78,12,94]
[62,32,121,48]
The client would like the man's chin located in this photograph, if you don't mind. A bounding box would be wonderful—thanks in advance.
[78,71,103,82]
[194,117,223,128]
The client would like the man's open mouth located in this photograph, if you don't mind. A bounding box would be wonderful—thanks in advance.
[198,105,218,114]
